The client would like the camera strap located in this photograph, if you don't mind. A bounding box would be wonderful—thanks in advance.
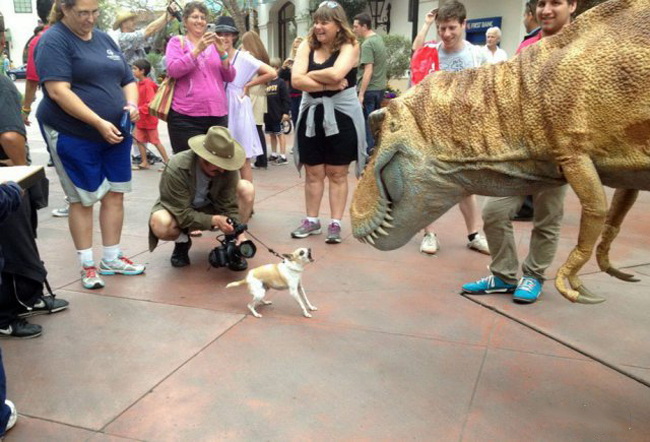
[245,230,285,261]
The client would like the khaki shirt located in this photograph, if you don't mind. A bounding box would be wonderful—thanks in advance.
[149,150,239,251]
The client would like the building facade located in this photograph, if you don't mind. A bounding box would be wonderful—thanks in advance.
[0,0,40,65]
[258,0,529,69]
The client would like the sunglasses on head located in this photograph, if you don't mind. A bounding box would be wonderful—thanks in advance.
[319,1,339,8]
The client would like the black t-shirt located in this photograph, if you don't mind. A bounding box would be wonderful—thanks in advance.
[264,77,290,123]
[0,75,26,141]
[308,49,357,98]
[35,22,135,142]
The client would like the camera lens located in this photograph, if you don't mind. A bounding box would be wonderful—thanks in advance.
[238,240,257,258]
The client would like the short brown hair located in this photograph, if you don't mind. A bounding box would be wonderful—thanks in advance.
[182,1,208,21]
[436,0,467,24]
[354,13,372,30]
[308,3,356,52]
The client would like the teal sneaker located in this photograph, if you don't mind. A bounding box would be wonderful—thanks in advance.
[513,276,542,304]
[462,275,516,294]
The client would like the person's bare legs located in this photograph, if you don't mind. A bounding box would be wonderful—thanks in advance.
[150,209,181,241]
[68,202,93,250]
[237,179,255,223]
[325,164,349,219]
[269,134,278,157]
[459,194,481,235]
[153,143,169,164]
[278,133,286,156]
[99,191,124,247]
[304,164,326,217]
[240,158,253,182]
[134,140,148,168]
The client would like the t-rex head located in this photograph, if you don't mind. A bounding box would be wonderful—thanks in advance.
[350,91,466,250]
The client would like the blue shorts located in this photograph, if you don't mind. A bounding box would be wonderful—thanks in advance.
[42,124,132,206]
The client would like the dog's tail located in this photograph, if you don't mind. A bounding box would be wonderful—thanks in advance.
[226,280,247,289]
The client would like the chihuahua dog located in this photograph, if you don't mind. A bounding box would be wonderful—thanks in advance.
[226,248,316,318]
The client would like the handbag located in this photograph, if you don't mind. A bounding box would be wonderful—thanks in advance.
[149,36,184,122]
[410,42,439,85]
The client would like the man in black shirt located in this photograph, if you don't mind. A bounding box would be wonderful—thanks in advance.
[0,67,69,339]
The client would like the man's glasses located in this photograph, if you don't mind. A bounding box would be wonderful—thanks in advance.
[72,9,100,19]
[319,1,339,9]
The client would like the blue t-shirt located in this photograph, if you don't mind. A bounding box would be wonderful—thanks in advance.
[35,22,135,142]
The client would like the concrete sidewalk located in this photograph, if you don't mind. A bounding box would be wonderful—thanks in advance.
[4,81,650,440]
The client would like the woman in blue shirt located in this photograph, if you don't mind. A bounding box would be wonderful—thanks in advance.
[36,0,145,290]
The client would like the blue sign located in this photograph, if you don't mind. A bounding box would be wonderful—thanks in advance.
[465,17,502,46]
[465,17,502,33]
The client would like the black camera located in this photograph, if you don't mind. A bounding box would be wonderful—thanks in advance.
[208,218,257,270]
[167,0,183,22]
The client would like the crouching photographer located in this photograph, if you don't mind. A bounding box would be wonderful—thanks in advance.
[148,126,255,271]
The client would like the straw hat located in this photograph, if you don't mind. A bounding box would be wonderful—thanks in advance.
[113,10,137,31]
[188,126,245,171]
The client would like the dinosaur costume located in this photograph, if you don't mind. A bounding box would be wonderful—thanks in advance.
[349,0,650,304]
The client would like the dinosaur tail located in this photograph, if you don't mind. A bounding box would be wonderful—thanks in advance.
[226,280,247,289]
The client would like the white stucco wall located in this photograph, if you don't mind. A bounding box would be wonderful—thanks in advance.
[1,0,40,65]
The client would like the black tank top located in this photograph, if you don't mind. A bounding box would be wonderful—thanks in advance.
[308,49,357,98]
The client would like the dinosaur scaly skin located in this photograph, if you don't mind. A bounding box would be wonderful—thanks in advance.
[350,0,650,304]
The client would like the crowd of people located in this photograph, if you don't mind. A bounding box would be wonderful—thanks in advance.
[0,0,579,432]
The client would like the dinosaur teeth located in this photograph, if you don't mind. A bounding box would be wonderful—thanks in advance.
[384,213,394,221]
[381,221,394,229]
[358,236,367,244]
[376,227,389,236]
[370,231,378,239]
[366,235,375,245]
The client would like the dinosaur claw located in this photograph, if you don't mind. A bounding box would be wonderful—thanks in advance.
[575,286,606,304]
[605,267,640,282]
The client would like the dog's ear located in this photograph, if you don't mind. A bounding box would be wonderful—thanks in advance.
[281,253,293,260]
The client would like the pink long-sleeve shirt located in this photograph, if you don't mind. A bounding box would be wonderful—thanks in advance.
[165,36,236,117]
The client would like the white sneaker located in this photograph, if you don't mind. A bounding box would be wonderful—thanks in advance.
[4,399,17,433]
[468,233,490,255]
[420,233,439,255]
[52,206,69,217]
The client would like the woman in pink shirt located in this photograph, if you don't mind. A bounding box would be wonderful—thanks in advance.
[165,1,235,154]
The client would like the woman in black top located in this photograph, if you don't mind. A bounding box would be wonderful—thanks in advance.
[291,1,360,244]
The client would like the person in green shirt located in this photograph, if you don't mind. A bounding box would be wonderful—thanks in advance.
[352,13,387,155]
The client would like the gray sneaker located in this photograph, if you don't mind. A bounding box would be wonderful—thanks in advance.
[52,206,69,217]
[99,255,145,276]
[81,266,105,290]
[325,223,342,244]
[291,219,322,238]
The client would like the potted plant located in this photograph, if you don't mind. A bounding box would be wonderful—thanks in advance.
[380,34,411,107]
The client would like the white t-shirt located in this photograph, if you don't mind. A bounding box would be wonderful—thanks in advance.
[438,41,487,72]
[482,46,508,64]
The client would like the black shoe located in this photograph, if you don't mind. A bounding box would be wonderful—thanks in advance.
[0,319,43,339]
[513,208,534,221]
[47,158,54,167]
[171,239,192,267]
[132,155,142,165]
[18,295,69,318]
[228,256,248,272]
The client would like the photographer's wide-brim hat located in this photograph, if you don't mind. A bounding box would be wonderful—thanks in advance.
[188,126,246,171]
[113,10,137,30]
[213,16,239,34]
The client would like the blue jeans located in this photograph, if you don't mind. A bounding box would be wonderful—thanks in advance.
[0,349,10,436]
[362,90,384,155]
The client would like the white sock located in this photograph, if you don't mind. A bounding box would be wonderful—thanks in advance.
[175,233,189,243]
[331,219,342,227]
[280,154,286,159]
[77,248,94,267]
[307,216,319,223]
[102,244,120,262]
